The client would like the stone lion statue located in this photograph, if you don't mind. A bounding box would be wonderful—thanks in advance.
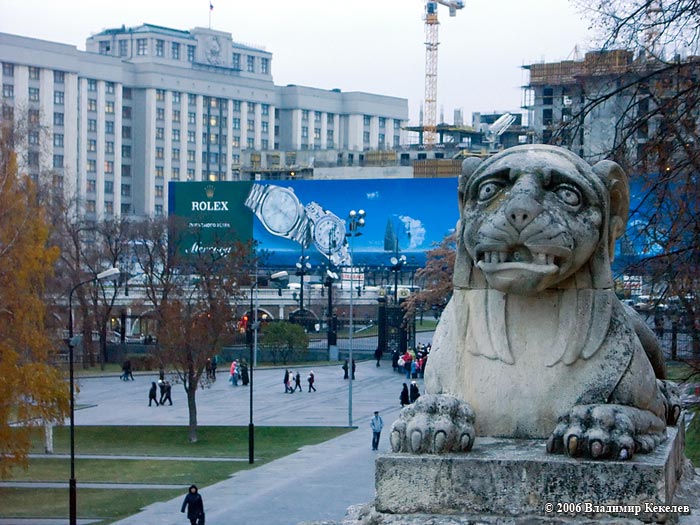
[390,145,680,460]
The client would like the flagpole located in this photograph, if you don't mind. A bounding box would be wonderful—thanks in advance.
[209,2,213,29]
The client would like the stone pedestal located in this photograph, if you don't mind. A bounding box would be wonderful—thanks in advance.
[375,426,688,522]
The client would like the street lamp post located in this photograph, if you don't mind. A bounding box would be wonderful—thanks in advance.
[346,209,365,427]
[295,250,311,326]
[67,266,119,525]
[390,255,407,304]
[325,269,338,353]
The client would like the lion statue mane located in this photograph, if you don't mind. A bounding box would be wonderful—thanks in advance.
[390,145,680,460]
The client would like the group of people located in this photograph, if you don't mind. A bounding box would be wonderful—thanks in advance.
[399,381,421,407]
[393,343,430,380]
[228,359,250,386]
[341,359,356,380]
[284,369,316,392]
[148,378,172,406]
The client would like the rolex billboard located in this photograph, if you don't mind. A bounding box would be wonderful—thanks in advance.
[168,181,254,258]
[169,178,461,267]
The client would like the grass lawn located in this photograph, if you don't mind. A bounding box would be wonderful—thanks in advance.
[685,408,700,466]
[3,425,350,523]
[29,425,349,458]
[666,361,699,382]
[9,458,243,485]
[0,488,183,524]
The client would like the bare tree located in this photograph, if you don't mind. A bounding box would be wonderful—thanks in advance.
[402,234,456,324]
[131,217,253,442]
[547,1,700,362]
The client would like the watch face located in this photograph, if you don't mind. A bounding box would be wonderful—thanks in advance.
[314,216,346,253]
[260,187,301,235]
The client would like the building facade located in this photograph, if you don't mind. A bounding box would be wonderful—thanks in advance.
[0,24,408,218]
[522,49,700,164]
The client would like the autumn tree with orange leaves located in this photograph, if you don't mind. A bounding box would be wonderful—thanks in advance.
[0,122,68,477]
[402,234,456,324]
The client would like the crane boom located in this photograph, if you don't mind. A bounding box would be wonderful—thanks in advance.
[423,0,464,148]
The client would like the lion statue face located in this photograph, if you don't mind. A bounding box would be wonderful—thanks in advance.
[455,145,629,295]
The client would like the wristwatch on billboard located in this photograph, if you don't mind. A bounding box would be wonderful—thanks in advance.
[305,201,352,266]
[244,183,311,246]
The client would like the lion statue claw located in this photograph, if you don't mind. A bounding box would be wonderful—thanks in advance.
[390,394,475,454]
[394,145,680,461]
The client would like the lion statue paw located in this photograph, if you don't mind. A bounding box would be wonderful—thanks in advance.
[546,404,667,461]
[390,394,475,454]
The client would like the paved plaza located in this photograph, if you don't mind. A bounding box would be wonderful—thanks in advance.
[3,335,433,525]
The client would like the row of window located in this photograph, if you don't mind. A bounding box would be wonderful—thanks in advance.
[100,38,196,63]
[2,63,60,82]
[2,80,397,135]
[84,201,141,216]
[97,38,270,74]
[231,53,269,74]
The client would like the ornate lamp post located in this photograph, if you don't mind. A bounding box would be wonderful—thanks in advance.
[346,209,365,427]
[390,254,407,304]
[295,251,311,326]
[67,266,119,525]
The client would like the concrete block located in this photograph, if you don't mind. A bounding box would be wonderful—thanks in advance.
[376,426,687,521]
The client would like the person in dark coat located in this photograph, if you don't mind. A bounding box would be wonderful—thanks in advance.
[351,359,356,380]
[400,383,410,407]
[240,362,249,386]
[148,382,159,406]
[374,346,383,367]
[162,381,173,405]
[158,379,167,404]
[307,371,316,392]
[121,360,134,381]
[409,381,421,404]
[342,360,349,379]
[293,371,302,392]
[180,484,205,525]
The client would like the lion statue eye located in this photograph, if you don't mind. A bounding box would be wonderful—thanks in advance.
[477,181,503,202]
[554,185,581,207]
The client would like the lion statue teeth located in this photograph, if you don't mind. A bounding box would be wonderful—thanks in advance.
[390,145,681,461]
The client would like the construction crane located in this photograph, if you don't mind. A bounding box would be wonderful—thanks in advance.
[423,0,464,148]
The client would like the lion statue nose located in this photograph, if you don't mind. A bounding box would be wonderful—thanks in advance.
[505,194,542,231]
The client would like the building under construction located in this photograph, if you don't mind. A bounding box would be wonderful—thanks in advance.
[522,49,700,162]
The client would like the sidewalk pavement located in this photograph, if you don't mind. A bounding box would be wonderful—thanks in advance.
[7,335,434,525]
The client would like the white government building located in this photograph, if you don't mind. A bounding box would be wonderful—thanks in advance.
[0,24,408,218]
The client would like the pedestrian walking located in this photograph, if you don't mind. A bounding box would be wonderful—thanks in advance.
[374,346,383,367]
[351,359,356,380]
[293,371,302,392]
[210,357,217,380]
[158,379,167,404]
[162,381,173,405]
[284,369,292,393]
[229,360,239,386]
[180,484,205,525]
[148,382,159,406]
[370,410,384,451]
[342,360,349,380]
[240,361,249,386]
[409,381,421,403]
[307,371,316,392]
[121,360,134,381]
[400,383,410,407]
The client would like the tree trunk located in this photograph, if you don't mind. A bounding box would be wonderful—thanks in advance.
[99,327,107,370]
[186,382,198,443]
